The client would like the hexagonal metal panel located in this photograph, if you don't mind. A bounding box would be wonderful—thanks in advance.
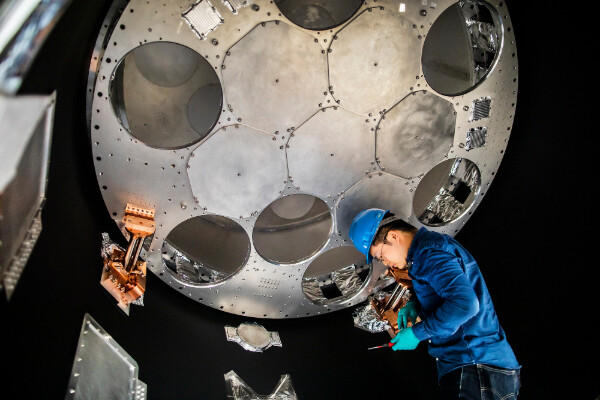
[287,106,374,198]
[328,7,422,116]
[335,172,415,242]
[222,21,328,134]
[377,91,456,179]
[188,126,287,218]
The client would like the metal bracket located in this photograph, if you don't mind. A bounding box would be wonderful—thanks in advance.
[100,204,155,315]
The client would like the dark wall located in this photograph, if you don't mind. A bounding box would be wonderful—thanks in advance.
[1,1,596,399]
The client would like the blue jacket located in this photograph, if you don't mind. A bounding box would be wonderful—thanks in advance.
[408,227,520,380]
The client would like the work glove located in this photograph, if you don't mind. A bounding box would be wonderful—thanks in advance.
[397,300,419,329]
[390,327,420,351]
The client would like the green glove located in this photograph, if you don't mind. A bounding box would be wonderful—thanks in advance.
[397,300,419,329]
[390,327,420,351]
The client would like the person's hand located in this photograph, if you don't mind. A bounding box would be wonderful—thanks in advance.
[390,327,420,351]
[397,300,419,329]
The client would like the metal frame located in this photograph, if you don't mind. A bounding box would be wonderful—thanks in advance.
[87,0,518,318]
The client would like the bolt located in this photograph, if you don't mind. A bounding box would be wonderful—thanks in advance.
[420,9,427,16]
[252,4,259,11]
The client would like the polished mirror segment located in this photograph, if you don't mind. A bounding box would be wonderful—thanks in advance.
[162,215,250,285]
[302,246,369,305]
[110,41,222,149]
[253,194,332,264]
[413,158,481,226]
[274,0,363,30]
[422,0,503,96]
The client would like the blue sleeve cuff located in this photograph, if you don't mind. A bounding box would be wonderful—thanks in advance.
[412,322,431,341]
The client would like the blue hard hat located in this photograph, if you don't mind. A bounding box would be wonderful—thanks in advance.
[349,208,389,264]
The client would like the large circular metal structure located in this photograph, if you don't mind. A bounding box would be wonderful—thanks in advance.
[88,0,518,318]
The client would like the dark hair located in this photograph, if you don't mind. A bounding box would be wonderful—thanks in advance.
[372,213,417,245]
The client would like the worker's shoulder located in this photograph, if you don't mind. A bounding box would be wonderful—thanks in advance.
[414,229,450,251]
[412,230,458,261]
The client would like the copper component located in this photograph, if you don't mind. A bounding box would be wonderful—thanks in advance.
[100,204,155,314]
[371,266,420,337]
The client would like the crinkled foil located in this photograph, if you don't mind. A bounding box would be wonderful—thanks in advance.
[164,245,229,284]
[225,371,298,400]
[301,277,326,303]
[331,265,362,296]
[353,299,391,333]
[427,189,464,223]
[101,232,124,261]
[225,323,282,353]
[131,294,144,306]
[470,21,499,52]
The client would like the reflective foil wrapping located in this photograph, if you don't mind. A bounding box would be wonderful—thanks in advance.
[100,232,124,261]
[428,189,464,223]
[352,300,391,333]
[465,127,487,150]
[225,371,298,400]
[131,294,144,306]
[225,323,283,353]
[301,277,327,303]
[470,22,499,53]
[331,265,362,296]
[165,245,229,284]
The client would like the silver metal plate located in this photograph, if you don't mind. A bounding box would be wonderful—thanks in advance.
[65,314,146,400]
[188,125,287,218]
[222,20,328,134]
[88,0,518,318]
[328,7,422,116]
[0,92,55,299]
[287,106,374,198]
[376,91,456,179]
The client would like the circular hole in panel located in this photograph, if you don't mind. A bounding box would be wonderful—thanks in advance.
[274,0,363,30]
[422,0,503,96]
[110,41,222,149]
[302,246,370,305]
[162,215,250,285]
[413,158,481,226]
[253,194,331,264]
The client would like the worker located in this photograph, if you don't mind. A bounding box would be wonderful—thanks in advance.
[350,208,521,399]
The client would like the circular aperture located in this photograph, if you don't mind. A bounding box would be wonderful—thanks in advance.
[110,41,222,149]
[422,0,502,96]
[253,194,331,264]
[302,246,369,305]
[162,215,250,284]
[413,158,481,226]
[275,0,363,30]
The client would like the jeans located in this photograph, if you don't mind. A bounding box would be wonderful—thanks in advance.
[439,364,521,400]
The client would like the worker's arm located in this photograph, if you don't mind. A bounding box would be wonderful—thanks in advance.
[411,249,479,341]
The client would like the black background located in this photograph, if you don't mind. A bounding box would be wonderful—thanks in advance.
[1,1,597,399]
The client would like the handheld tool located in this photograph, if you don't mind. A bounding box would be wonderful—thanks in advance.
[367,342,393,350]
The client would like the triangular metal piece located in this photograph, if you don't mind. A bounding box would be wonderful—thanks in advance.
[224,371,298,400]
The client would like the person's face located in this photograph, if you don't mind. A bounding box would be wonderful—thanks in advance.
[369,230,410,269]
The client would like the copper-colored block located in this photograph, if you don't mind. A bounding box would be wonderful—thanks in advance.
[100,250,146,313]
